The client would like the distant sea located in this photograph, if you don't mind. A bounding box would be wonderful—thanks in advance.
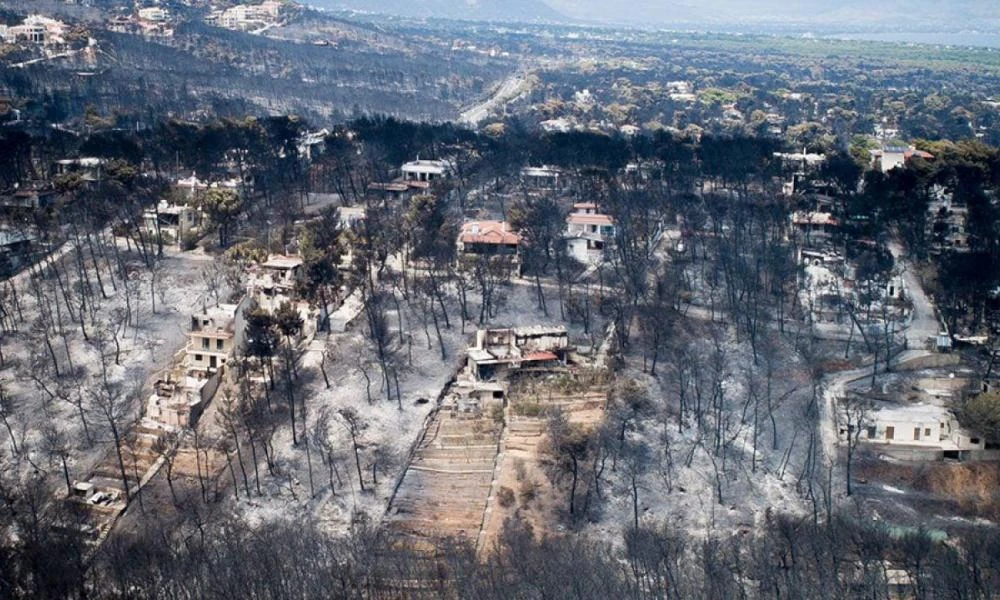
[826,32,1000,49]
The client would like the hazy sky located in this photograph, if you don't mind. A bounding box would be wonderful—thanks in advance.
[544,0,996,28]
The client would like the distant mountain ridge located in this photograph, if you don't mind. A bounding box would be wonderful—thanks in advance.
[310,0,566,23]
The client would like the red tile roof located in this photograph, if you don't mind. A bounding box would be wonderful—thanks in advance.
[568,213,614,227]
[904,149,934,161]
[459,221,522,245]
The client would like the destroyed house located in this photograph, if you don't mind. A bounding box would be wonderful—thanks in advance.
[145,371,220,429]
[186,297,249,374]
[520,165,563,188]
[467,326,569,381]
[0,230,35,276]
[54,157,106,182]
[142,200,203,244]
[248,255,304,312]
[0,187,56,210]
[792,211,839,237]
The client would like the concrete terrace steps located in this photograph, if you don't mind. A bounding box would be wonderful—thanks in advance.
[411,447,497,461]
[388,408,502,541]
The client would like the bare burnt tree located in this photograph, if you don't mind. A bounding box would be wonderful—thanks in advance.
[543,407,595,521]
[619,438,652,530]
[90,380,136,502]
[840,395,871,497]
[216,391,252,498]
[39,420,72,495]
[466,254,513,325]
[338,408,368,493]
[312,407,344,496]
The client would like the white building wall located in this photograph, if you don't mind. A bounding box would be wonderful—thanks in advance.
[864,417,944,446]
[881,151,906,173]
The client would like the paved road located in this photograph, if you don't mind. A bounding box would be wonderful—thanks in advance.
[459,73,525,126]
[10,37,96,69]
[889,241,941,348]
[813,241,942,500]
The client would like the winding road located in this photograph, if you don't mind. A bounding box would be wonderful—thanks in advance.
[459,71,527,126]
[815,240,944,501]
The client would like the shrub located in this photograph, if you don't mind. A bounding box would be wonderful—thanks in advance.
[181,231,200,251]
[497,486,515,508]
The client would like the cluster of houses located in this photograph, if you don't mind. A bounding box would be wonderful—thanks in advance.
[107,6,175,38]
[449,39,511,58]
[366,157,618,269]
[146,251,321,429]
[455,202,617,269]
[0,157,115,275]
[138,149,619,428]
[206,1,286,32]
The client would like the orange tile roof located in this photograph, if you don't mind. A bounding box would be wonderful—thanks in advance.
[459,221,522,245]
[567,213,614,227]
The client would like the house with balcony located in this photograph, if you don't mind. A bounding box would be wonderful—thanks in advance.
[142,200,203,246]
[6,15,68,45]
[185,297,250,376]
[564,203,615,265]
[247,255,303,312]
[401,158,453,183]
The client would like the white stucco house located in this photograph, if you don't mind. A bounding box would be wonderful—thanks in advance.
[401,158,453,183]
[842,402,986,460]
